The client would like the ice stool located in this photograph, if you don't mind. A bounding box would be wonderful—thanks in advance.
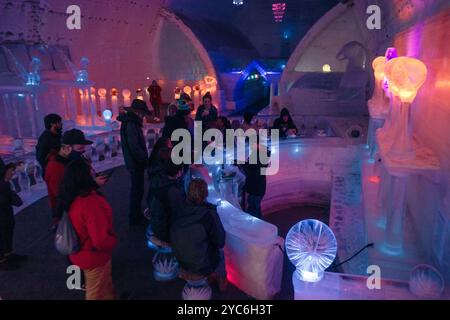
[146,225,179,281]
[179,268,212,300]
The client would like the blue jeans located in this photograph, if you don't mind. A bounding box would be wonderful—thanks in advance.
[247,194,263,219]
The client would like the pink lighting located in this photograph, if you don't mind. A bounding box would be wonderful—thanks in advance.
[272,3,286,23]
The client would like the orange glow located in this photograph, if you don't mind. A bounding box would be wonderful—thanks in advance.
[183,86,192,95]
[435,80,450,89]
[369,176,381,184]
[90,87,96,95]
[98,88,107,97]
[384,57,427,103]
[110,88,118,96]
[122,89,131,98]
[372,56,386,81]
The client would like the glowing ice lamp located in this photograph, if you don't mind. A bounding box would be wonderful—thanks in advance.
[384,57,427,103]
[322,64,331,73]
[183,86,192,95]
[111,88,118,96]
[103,109,113,121]
[98,88,107,98]
[285,219,337,282]
[122,89,131,98]
[372,56,386,81]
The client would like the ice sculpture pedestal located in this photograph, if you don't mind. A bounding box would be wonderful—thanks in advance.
[367,102,387,161]
[376,131,440,255]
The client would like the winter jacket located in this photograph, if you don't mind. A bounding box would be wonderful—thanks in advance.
[162,114,188,139]
[170,203,225,276]
[0,179,23,219]
[149,179,184,243]
[195,105,218,123]
[36,130,61,171]
[69,190,118,270]
[44,154,70,209]
[118,112,148,172]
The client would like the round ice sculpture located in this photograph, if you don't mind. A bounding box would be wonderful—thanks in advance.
[285,219,337,282]
[409,264,444,299]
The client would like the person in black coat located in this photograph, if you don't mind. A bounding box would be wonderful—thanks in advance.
[35,114,63,175]
[149,162,184,244]
[118,99,151,226]
[170,178,227,289]
[272,107,298,138]
[0,162,26,271]
[242,143,270,219]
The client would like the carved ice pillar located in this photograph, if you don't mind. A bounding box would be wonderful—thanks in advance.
[382,173,408,254]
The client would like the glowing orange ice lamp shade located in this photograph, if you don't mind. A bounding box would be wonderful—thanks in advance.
[384,57,427,103]
[111,88,118,96]
[122,89,131,98]
[98,88,107,97]
[183,86,192,95]
[372,56,386,81]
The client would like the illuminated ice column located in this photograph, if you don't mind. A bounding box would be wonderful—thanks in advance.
[110,88,119,118]
[385,57,427,160]
[98,88,107,114]
[88,87,97,127]
[122,89,131,107]
[382,173,408,254]
[367,56,387,160]
[25,93,38,138]
[80,89,90,125]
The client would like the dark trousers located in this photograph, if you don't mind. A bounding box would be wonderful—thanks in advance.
[246,194,263,219]
[0,209,15,258]
[129,168,145,225]
[151,102,160,118]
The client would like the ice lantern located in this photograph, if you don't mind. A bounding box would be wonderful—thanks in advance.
[384,57,427,159]
[285,219,337,282]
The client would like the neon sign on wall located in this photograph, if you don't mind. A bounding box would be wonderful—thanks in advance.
[272,3,286,23]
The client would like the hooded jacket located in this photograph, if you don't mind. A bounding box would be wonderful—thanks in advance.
[170,203,225,276]
[273,108,298,138]
[118,112,148,171]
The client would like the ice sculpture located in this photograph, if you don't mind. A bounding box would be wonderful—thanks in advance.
[409,265,444,299]
[285,219,337,282]
[26,57,41,86]
[146,225,179,281]
[76,57,90,83]
[182,279,212,300]
[384,57,427,159]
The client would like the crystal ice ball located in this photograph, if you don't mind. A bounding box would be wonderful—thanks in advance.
[409,264,444,299]
[285,219,337,282]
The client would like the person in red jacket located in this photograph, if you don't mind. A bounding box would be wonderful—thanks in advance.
[147,80,162,121]
[59,158,118,300]
[44,129,93,230]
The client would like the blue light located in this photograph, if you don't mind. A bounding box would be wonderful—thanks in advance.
[281,64,286,70]
[283,31,290,39]
[17,94,25,97]
[102,109,113,121]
